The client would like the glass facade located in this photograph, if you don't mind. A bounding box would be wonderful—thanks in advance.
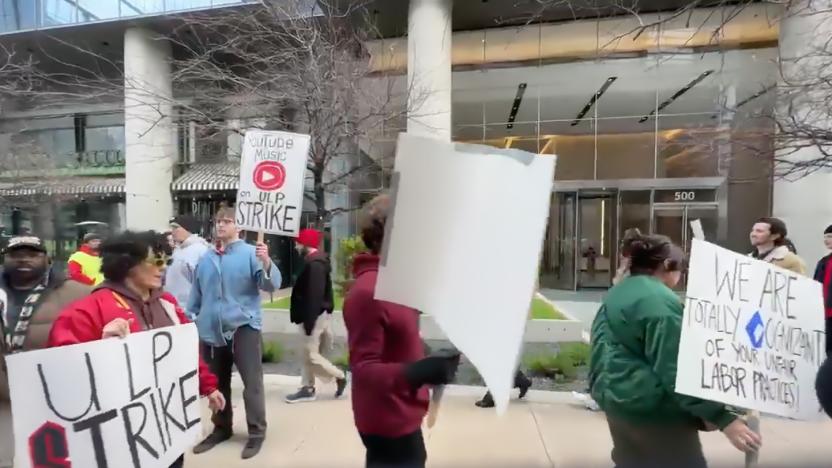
[449,19,777,290]
[0,0,254,33]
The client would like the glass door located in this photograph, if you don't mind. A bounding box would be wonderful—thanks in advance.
[577,191,617,288]
[540,192,577,290]
[653,203,719,254]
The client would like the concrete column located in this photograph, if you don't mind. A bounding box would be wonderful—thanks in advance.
[774,0,832,266]
[124,27,176,230]
[407,0,453,141]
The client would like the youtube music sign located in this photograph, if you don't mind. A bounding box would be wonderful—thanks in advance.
[236,130,310,236]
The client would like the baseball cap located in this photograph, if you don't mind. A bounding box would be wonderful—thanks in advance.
[5,236,47,254]
[169,214,201,234]
[83,232,102,243]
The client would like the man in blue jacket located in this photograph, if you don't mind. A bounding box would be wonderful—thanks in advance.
[189,204,281,460]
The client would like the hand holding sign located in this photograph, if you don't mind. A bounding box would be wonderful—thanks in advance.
[102,317,132,339]
[255,242,271,269]
[207,390,226,413]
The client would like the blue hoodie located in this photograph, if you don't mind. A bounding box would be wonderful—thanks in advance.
[188,239,281,346]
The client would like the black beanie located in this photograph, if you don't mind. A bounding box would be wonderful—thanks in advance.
[825,225,832,235]
[816,357,832,418]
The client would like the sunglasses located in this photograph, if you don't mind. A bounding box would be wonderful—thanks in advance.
[145,255,172,268]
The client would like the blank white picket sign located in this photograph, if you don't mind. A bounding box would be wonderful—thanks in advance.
[375,133,556,414]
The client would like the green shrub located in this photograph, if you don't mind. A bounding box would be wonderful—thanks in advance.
[335,235,367,294]
[525,353,577,380]
[559,342,591,367]
[262,341,284,363]
[332,351,349,370]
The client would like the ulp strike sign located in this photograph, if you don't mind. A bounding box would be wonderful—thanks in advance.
[6,324,202,468]
[236,130,311,237]
[675,239,825,420]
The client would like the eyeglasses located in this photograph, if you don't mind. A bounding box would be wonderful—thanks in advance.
[145,255,172,268]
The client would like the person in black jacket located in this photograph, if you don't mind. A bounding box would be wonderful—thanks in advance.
[286,228,347,403]
[813,225,832,356]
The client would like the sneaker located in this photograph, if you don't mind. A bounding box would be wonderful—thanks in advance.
[285,386,316,404]
[517,375,532,400]
[475,391,495,408]
[335,377,348,398]
[193,429,232,454]
[241,437,264,459]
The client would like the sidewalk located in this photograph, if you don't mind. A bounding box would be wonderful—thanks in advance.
[191,375,832,467]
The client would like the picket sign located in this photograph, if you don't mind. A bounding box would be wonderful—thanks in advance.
[688,219,762,468]
[236,129,310,239]
[376,133,556,418]
[6,324,201,468]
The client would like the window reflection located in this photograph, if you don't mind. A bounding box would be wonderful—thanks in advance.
[42,0,76,25]
[0,0,37,32]
[85,126,124,153]
[77,0,119,21]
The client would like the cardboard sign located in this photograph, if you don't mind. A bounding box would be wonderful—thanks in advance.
[236,129,310,236]
[6,324,202,468]
[675,239,825,420]
[375,134,556,414]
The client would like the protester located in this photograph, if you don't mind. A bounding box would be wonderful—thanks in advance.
[165,214,210,312]
[67,232,105,285]
[286,228,347,403]
[474,370,532,408]
[814,225,832,356]
[188,204,281,460]
[47,231,224,468]
[344,194,460,468]
[0,236,91,468]
[749,217,806,274]
[816,356,832,418]
[590,234,760,467]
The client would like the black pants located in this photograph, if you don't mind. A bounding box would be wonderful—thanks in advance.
[201,326,267,438]
[607,417,706,468]
[360,430,426,468]
[169,455,184,468]
[826,317,832,356]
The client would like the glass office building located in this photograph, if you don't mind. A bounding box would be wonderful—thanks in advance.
[411,4,780,290]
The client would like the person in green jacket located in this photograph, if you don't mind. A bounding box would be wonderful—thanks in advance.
[590,234,760,468]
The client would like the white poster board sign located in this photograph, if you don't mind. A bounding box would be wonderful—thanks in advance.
[6,324,202,468]
[676,239,825,420]
[376,133,556,414]
[236,129,311,236]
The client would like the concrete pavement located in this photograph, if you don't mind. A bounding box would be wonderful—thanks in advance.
[190,374,832,467]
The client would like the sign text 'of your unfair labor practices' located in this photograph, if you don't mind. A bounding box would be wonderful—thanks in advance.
[6,324,203,468]
[236,130,311,237]
[675,239,825,420]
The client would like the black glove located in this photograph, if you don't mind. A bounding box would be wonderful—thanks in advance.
[404,348,461,389]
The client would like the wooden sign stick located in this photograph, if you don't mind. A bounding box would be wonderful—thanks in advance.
[745,410,760,468]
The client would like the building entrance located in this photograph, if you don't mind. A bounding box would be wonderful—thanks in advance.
[539,178,723,291]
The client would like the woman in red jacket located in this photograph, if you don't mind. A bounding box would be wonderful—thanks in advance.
[48,230,225,468]
[344,194,460,468]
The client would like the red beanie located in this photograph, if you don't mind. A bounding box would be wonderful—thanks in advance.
[297,228,321,249]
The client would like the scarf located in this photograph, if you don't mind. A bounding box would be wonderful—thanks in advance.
[3,273,50,353]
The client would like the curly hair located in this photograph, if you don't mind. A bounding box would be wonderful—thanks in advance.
[358,194,392,255]
[100,231,172,283]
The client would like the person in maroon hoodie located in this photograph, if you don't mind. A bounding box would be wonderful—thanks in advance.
[344,194,460,468]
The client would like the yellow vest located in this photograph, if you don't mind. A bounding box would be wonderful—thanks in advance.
[68,250,104,285]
